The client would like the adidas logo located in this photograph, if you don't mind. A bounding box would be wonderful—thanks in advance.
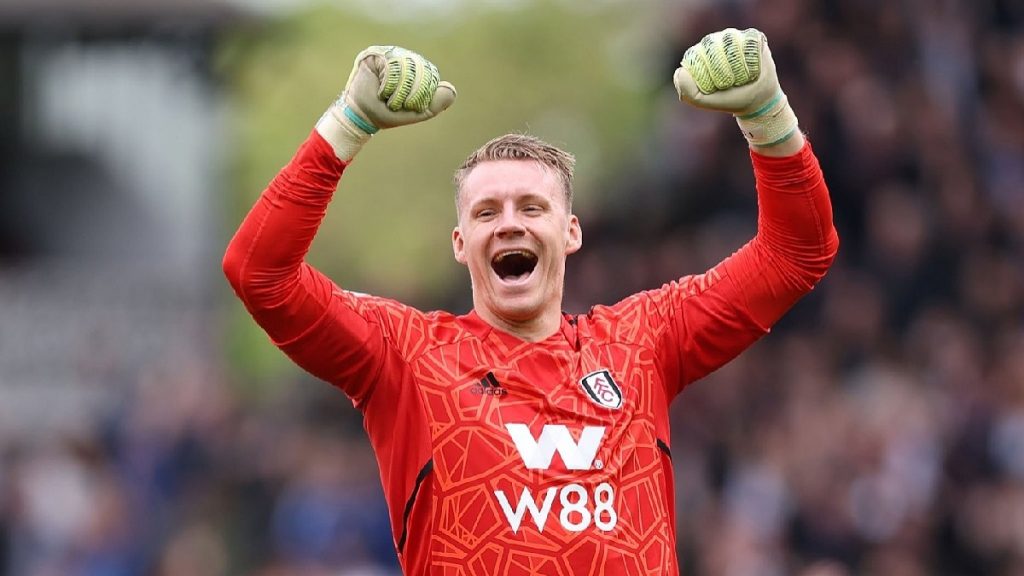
[470,372,507,396]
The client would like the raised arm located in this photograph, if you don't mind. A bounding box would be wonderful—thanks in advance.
[657,29,839,392]
[222,46,455,400]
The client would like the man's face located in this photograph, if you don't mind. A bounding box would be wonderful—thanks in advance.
[452,160,582,330]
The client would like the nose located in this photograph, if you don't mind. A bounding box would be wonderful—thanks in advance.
[494,210,526,238]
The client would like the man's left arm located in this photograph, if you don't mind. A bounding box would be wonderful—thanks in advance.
[657,29,839,391]
[734,136,837,327]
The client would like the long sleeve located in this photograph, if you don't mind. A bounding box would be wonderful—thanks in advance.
[649,140,839,396]
[222,131,403,403]
[222,130,346,342]
[731,140,840,327]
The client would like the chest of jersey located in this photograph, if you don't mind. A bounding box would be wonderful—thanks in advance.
[410,333,673,545]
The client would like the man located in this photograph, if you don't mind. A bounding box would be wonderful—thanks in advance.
[224,28,838,575]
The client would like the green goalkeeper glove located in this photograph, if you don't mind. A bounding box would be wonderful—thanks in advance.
[673,28,798,148]
[316,45,457,161]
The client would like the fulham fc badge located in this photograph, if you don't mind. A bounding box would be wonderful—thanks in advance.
[580,370,623,410]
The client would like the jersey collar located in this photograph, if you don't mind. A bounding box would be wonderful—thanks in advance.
[459,309,577,349]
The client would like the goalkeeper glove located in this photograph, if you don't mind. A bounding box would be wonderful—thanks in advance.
[673,28,798,148]
[316,46,457,161]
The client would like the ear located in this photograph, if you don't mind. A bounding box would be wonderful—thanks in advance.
[565,214,582,255]
[452,226,467,264]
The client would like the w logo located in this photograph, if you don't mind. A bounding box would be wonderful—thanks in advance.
[505,424,605,470]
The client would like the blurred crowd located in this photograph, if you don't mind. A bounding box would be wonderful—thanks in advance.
[3,0,1024,574]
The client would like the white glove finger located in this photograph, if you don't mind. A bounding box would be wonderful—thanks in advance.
[673,65,707,108]
[427,80,457,116]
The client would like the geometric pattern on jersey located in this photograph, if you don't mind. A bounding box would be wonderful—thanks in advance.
[337,272,763,575]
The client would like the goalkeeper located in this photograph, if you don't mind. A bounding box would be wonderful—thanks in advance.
[224,29,837,575]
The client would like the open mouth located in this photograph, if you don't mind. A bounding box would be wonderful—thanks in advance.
[491,249,538,283]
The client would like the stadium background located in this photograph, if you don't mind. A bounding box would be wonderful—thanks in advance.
[1,0,1022,574]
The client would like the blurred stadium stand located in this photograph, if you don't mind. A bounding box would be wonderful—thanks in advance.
[0,0,245,434]
[0,4,248,571]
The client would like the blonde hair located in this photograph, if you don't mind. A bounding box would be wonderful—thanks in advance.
[454,134,576,210]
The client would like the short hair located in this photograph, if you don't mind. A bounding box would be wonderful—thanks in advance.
[454,133,576,212]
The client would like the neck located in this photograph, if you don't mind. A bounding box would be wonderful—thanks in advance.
[474,305,563,343]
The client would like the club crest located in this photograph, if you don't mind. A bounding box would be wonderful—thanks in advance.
[580,370,623,410]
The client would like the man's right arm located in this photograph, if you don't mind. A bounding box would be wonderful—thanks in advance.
[222,132,343,342]
[222,46,456,402]
[223,131,393,402]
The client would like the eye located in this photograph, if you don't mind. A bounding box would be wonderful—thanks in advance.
[524,204,544,214]
[476,208,496,220]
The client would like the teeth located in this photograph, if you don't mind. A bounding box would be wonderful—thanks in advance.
[494,250,535,262]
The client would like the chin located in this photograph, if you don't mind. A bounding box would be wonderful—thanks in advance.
[494,299,544,323]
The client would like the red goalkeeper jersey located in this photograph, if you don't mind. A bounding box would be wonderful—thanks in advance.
[223,132,838,575]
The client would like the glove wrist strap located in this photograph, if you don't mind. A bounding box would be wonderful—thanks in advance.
[315,104,373,162]
[735,91,799,148]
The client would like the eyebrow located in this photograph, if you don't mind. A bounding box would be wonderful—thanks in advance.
[469,192,551,211]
